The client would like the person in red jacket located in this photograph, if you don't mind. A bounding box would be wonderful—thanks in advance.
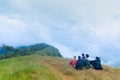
[70,56,77,67]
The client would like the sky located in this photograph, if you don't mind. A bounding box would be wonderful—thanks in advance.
[0,0,120,67]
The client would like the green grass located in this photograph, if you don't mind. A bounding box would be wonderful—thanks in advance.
[0,55,62,80]
[0,54,120,80]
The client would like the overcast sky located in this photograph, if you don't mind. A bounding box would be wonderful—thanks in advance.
[0,0,120,67]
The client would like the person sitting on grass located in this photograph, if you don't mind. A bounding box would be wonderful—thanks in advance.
[84,54,91,69]
[70,56,77,68]
[75,56,84,70]
[90,57,103,70]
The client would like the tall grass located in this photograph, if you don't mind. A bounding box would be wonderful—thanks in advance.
[0,54,120,80]
[0,55,62,80]
[42,56,120,80]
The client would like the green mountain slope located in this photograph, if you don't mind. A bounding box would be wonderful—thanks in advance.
[35,46,62,57]
[18,43,62,57]
[0,54,120,80]
[0,43,62,59]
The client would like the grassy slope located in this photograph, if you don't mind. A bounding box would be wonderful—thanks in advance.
[0,55,63,80]
[0,54,120,80]
[42,56,120,80]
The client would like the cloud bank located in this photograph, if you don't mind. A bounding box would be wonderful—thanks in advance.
[0,0,120,67]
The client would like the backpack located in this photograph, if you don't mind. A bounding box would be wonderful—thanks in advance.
[92,60,103,70]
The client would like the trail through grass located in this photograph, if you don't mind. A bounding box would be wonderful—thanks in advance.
[0,54,120,80]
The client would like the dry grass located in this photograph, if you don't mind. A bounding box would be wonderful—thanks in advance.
[0,54,120,80]
[41,56,120,80]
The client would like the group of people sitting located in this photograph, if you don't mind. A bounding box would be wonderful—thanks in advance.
[70,53,103,70]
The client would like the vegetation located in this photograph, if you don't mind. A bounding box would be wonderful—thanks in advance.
[42,56,120,80]
[0,43,62,59]
[0,55,63,80]
[0,43,120,80]
[0,54,120,80]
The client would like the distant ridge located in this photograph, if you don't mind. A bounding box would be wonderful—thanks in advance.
[18,43,63,57]
[0,43,62,59]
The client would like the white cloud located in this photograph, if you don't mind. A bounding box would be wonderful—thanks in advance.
[28,20,52,42]
[0,16,26,29]
[51,42,73,58]
[0,15,27,45]
[7,0,33,9]
[0,15,53,46]
[1,0,120,66]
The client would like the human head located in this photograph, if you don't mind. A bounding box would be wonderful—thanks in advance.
[78,56,81,60]
[74,56,76,59]
[82,53,85,56]
[86,54,89,58]
[96,57,100,60]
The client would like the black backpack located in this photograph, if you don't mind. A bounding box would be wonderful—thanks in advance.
[92,60,103,70]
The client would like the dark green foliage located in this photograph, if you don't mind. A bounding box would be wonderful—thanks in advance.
[0,43,62,60]
[29,43,49,51]
[36,46,62,57]
[0,44,20,59]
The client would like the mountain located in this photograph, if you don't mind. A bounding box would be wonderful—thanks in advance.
[0,49,6,54]
[17,43,49,50]
[0,43,62,59]
[0,54,120,80]
[17,43,62,57]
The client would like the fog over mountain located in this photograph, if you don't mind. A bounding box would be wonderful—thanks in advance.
[0,0,120,67]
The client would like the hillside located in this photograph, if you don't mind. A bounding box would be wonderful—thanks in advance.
[18,43,62,57]
[0,54,120,80]
[0,43,62,59]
